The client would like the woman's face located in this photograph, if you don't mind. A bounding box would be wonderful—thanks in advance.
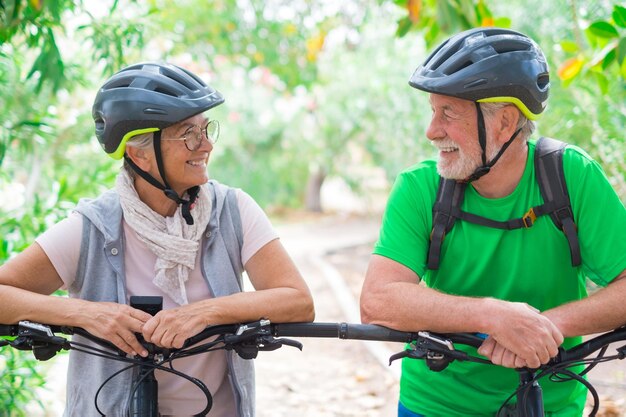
[158,113,214,194]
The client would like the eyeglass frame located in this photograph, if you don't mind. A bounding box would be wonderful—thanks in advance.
[161,119,220,151]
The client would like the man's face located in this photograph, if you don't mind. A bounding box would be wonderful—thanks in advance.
[426,94,487,180]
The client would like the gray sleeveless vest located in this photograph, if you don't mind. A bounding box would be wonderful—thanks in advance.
[63,180,254,417]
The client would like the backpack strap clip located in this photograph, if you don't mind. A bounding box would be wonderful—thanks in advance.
[522,207,537,228]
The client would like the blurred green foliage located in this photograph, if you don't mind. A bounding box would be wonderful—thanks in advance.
[0,0,624,413]
[0,348,46,416]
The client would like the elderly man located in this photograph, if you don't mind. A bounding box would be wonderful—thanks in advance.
[360,27,626,417]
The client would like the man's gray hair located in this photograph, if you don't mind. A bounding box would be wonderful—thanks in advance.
[122,132,154,177]
[480,102,535,141]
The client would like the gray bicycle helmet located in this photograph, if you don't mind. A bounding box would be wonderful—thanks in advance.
[92,62,225,225]
[93,61,225,159]
[409,27,549,120]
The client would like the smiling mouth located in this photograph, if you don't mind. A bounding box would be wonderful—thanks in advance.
[439,147,458,153]
[433,140,459,154]
[187,160,206,167]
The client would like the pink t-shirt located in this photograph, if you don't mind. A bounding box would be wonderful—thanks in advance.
[36,188,278,416]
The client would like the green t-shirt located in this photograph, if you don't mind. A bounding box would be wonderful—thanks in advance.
[374,140,626,416]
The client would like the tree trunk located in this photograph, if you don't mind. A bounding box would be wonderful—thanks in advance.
[304,167,326,212]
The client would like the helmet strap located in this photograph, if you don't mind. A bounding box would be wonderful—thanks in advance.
[122,130,199,225]
[463,103,522,183]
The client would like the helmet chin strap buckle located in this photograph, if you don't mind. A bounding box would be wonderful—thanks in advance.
[164,188,184,204]
[463,166,491,183]
[163,187,199,226]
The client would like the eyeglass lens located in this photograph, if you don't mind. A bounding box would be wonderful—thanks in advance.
[184,120,219,151]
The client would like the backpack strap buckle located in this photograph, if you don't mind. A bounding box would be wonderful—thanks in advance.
[522,207,537,228]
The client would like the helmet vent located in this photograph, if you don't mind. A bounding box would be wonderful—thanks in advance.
[154,86,179,97]
[490,38,532,54]
[160,66,198,92]
[444,60,473,75]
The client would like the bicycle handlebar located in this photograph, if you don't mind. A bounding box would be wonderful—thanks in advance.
[2,320,625,365]
[2,320,625,417]
[272,322,417,342]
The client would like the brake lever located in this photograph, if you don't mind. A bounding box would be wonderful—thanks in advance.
[12,321,70,361]
[229,334,304,360]
[258,337,303,352]
[389,347,428,365]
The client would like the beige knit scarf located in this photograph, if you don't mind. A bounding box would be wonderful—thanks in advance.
[115,170,212,305]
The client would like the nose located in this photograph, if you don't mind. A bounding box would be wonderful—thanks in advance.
[426,113,444,141]
[197,133,214,151]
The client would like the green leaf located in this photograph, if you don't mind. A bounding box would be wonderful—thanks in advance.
[476,0,493,20]
[613,5,626,28]
[589,21,619,39]
[593,72,609,94]
[560,40,579,53]
[602,48,616,70]
[618,37,626,64]
[395,16,413,38]
[621,56,626,79]
[423,21,440,48]
[493,17,511,28]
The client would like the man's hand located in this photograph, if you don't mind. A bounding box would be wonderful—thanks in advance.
[477,300,563,369]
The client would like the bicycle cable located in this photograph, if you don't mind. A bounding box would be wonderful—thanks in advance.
[69,338,217,417]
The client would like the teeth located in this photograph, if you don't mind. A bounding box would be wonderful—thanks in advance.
[432,141,458,152]
[187,160,205,166]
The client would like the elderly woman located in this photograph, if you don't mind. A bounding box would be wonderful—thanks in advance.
[0,62,314,417]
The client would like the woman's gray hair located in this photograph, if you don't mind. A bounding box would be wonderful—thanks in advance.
[480,102,536,141]
[122,132,154,177]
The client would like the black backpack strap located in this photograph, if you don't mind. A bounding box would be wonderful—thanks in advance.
[426,138,581,269]
[450,207,532,229]
[535,137,582,266]
[428,178,466,270]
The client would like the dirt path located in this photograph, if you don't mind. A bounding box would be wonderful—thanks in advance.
[255,214,400,417]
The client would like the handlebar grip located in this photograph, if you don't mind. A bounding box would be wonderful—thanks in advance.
[272,322,416,343]
[340,324,416,343]
[272,322,341,338]
[0,324,18,336]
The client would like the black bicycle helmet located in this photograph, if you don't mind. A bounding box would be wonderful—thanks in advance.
[409,27,549,120]
[93,61,225,159]
[92,62,225,225]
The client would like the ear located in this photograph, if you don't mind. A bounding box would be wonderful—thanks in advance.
[496,105,520,143]
[125,146,153,172]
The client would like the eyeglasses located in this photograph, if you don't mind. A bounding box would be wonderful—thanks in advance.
[163,120,220,151]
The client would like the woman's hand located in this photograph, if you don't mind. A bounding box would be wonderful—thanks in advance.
[141,303,209,349]
[78,301,153,357]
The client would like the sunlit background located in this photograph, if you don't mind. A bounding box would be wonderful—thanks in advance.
[1,0,624,415]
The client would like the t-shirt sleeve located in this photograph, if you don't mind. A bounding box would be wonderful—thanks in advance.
[236,189,279,266]
[34,211,83,289]
[373,163,438,278]
[564,146,626,286]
